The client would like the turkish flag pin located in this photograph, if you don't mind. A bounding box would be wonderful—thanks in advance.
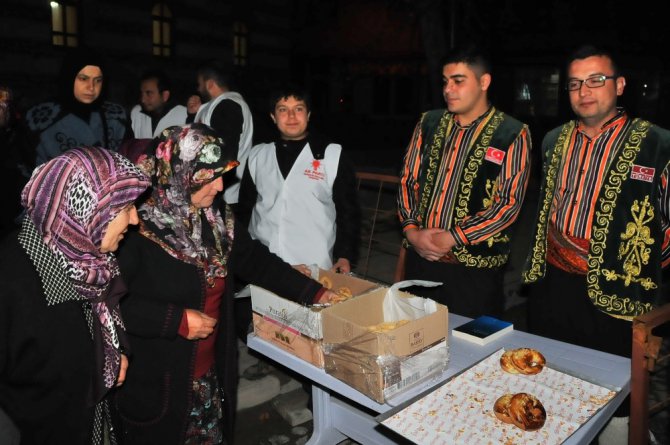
[485,146,505,165]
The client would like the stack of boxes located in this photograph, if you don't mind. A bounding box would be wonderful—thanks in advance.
[250,270,449,403]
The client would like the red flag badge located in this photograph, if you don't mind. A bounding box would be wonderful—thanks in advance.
[631,164,655,183]
[485,146,505,165]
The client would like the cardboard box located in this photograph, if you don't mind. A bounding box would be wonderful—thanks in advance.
[250,269,380,340]
[322,288,449,403]
[252,312,325,368]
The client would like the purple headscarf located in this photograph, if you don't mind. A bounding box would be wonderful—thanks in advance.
[21,146,150,398]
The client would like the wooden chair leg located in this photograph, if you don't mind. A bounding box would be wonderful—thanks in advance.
[393,245,406,283]
[630,323,650,445]
[629,303,670,445]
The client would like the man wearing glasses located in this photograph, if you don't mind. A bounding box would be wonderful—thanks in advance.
[523,45,670,444]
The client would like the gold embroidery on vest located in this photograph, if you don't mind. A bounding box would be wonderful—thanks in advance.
[452,110,507,268]
[483,178,510,247]
[418,112,452,225]
[602,196,657,289]
[587,118,655,318]
[522,122,575,282]
[453,251,509,268]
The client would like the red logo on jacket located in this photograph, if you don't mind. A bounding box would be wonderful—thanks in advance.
[631,165,655,182]
[304,159,325,180]
[485,146,505,165]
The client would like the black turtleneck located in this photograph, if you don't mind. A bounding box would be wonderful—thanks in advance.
[275,138,309,179]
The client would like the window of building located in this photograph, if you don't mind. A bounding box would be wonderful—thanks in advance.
[152,3,172,57]
[50,1,78,47]
[233,22,247,66]
[513,68,560,118]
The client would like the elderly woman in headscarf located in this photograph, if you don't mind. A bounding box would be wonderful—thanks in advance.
[114,124,333,445]
[26,47,129,165]
[0,146,150,445]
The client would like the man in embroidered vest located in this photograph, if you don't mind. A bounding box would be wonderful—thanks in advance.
[130,70,189,139]
[397,45,531,318]
[193,62,254,210]
[522,44,670,444]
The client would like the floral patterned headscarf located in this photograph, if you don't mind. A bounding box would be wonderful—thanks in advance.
[137,124,239,284]
[21,146,150,397]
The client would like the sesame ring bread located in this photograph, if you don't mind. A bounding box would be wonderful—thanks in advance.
[493,394,515,424]
[500,348,546,375]
[500,350,521,374]
[508,392,546,431]
[319,276,333,289]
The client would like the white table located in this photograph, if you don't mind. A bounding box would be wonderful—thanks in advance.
[248,313,630,444]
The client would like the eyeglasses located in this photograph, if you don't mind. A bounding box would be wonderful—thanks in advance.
[566,75,616,91]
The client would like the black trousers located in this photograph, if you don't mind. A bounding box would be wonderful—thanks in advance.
[527,264,633,416]
[404,248,504,318]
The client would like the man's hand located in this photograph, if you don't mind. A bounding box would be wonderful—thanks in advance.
[405,228,451,261]
[187,95,202,115]
[184,309,217,340]
[331,258,351,274]
[116,354,128,387]
[431,231,457,253]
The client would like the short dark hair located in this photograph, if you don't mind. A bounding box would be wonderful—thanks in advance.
[140,70,171,93]
[566,44,620,76]
[269,85,311,114]
[440,45,492,77]
[197,62,231,89]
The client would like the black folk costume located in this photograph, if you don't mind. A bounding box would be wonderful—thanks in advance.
[523,111,670,363]
[398,107,531,317]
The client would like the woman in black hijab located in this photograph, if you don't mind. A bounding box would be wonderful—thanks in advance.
[25,47,130,165]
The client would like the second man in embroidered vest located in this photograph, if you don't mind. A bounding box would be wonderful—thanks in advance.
[397,45,532,318]
[521,43,670,445]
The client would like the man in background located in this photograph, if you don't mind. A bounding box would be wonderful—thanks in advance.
[194,63,253,209]
[130,70,189,138]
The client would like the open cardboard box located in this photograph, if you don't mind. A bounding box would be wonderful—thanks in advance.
[322,287,449,403]
[250,269,380,340]
[250,269,381,367]
[252,313,326,367]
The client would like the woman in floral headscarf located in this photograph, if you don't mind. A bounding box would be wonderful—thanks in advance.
[0,146,150,445]
[114,124,333,445]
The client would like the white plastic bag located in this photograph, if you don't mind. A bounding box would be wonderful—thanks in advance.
[382,280,441,321]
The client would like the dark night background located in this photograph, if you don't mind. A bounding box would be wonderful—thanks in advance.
[2,2,670,443]
[2,0,670,172]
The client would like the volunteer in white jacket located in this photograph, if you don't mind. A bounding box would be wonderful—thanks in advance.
[194,63,253,207]
[237,86,359,272]
[130,71,188,138]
